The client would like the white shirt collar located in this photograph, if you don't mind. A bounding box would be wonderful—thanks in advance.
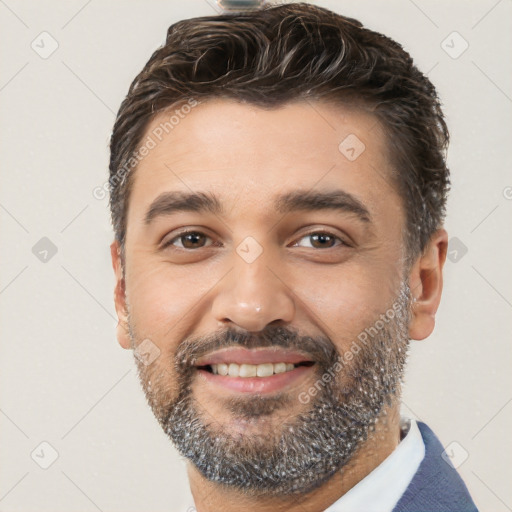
[181,418,425,512]
[323,418,425,512]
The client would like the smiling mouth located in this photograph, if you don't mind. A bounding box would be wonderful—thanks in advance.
[197,361,315,377]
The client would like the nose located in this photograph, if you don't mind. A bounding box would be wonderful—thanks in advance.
[211,251,295,333]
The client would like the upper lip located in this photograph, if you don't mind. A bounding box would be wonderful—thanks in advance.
[193,347,313,366]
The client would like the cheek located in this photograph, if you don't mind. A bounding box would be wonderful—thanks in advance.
[293,260,399,347]
[125,257,206,345]
[125,248,231,356]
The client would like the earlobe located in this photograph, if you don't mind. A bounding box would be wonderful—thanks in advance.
[116,321,132,350]
[408,228,448,341]
[110,241,132,350]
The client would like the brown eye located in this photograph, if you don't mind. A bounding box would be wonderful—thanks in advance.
[294,232,345,249]
[163,231,213,250]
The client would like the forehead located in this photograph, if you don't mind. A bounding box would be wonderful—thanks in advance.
[127,98,402,230]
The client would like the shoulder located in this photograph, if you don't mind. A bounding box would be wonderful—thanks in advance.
[392,422,479,512]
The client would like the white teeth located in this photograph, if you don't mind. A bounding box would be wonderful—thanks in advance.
[239,364,257,377]
[217,363,229,376]
[274,362,287,374]
[209,362,304,377]
[256,363,274,377]
[228,363,240,377]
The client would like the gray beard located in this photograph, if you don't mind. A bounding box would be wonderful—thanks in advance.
[132,281,412,497]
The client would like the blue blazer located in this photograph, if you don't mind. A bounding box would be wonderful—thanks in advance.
[392,422,478,512]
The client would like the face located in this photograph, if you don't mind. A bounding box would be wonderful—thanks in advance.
[114,98,414,495]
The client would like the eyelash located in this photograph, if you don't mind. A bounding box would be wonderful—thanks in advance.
[161,229,349,251]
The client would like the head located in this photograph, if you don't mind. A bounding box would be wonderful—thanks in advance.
[109,2,449,497]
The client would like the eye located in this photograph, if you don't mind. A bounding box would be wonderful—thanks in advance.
[292,231,347,249]
[162,230,215,250]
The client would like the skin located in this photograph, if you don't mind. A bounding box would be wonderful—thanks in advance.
[110,98,448,512]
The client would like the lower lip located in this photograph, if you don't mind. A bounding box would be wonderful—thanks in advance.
[197,365,315,394]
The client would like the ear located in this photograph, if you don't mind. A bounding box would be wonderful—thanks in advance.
[408,228,448,341]
[110,240,131,349]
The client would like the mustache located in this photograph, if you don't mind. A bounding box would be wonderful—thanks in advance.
[175,325,339,370]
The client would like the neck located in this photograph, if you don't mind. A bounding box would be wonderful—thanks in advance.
[187,403,401,512]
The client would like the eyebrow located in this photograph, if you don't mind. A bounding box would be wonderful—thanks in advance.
[144,189,371,225]
[275,189,371,222]
[144,191,223,225]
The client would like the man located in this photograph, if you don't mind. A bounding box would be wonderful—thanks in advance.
[108,3,478,511]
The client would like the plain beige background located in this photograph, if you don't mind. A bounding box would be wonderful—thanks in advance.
[1,1,511,511]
